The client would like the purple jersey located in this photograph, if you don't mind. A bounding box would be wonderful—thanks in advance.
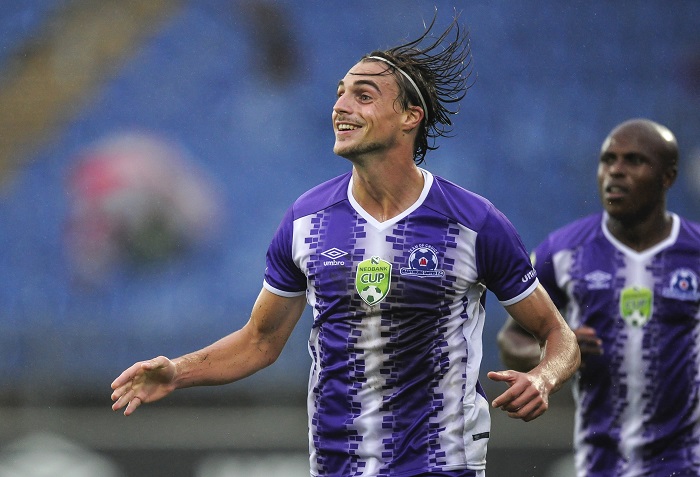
[532,212,700,477]
[264,169,537,476]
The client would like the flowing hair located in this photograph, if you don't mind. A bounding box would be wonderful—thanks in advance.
[362,11,475,165]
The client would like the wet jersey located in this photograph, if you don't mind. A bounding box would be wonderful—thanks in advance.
[532,212,700,477]
[263,169,538,477]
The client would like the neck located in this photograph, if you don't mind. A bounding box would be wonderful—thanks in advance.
[350,160,424,222]
[605,209,673,252]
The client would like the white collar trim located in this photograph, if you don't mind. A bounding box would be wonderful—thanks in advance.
[347,168,433,231]
[601,211,679,259]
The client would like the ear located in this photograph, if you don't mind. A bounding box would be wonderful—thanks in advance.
[662,164,678,189]
[402,105,424,132]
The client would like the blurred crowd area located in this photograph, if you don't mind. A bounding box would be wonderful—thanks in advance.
[2,0,700,405]
[0,1,699,475]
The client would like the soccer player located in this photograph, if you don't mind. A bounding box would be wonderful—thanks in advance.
[111,15,579,477]
[497,118,700,476]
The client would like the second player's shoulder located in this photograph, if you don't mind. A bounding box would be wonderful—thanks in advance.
[543,212,604,249]
[529,213,604,270]
[671,214,700,258]
[678,214,700,240]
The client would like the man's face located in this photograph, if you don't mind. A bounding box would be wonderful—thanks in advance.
[332,60,406,160]
[597,125,672,223]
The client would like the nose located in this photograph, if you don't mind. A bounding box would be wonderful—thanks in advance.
[608,158,625,175]
[603,156,625,176]
[333,93,352,115]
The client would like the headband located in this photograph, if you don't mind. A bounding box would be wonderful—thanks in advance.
[367,56,428,123]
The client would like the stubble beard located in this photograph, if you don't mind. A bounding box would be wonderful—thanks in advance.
[334,139,389,163]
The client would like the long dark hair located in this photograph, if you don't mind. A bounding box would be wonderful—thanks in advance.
[363,11,474,164]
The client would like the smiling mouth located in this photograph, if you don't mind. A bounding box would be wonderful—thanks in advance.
[337,123,360,131]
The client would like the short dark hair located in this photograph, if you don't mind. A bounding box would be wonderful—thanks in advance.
[363,11,474,164]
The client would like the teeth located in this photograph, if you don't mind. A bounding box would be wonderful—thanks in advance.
[338,124,358,131]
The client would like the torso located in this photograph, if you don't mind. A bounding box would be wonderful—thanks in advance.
[534,212,700,477]
[264,169,537,476]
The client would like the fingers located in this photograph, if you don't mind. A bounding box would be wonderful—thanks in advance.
[505,397,547,422]
[111,357,164,391]
[111,361,146,390]
[124,396,142,416]
[486,370,514,384]
[488,372,522,409]
[578,337,603,355]
[575,326,603,356]
[490,386,523,410]
[492,388,548,421]
[111,387,134,412]
[110,356,175,416]
[111,391,142,415]
[488,370,549,422]
[110,359,157,414]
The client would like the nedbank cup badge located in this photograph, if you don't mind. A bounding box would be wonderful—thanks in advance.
[356,256,391,306]
[619,286,653,327]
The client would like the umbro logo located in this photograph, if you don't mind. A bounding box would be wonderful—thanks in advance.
[321,248,348,266]
[584,270,612,290]
[321,248,348,260]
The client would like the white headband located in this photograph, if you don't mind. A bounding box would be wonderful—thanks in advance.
[367,56,428,123]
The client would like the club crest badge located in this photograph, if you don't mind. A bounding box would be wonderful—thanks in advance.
[356,256,392,306]
[400,244,444,278]
[661,268,700,301]
[619,286,653,327]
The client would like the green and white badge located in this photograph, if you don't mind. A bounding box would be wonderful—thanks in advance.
[619,286,653,327]
[356,256,392,306]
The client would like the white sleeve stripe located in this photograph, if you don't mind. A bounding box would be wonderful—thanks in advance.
[499,279,539,307]
[262,280,306,297]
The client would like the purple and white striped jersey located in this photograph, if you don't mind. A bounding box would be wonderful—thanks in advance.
[532,212,700,477]
[263,169,537,477]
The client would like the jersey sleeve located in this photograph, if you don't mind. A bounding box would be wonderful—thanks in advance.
[263,205,307,297]
[476,206,538,306]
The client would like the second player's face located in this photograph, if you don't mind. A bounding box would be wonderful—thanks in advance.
[597,127,669,223]
[332,60,405,160]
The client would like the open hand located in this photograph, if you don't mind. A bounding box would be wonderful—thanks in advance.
[110,356,177,416]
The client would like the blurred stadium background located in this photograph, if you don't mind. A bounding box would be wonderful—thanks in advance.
[0,1,698,475]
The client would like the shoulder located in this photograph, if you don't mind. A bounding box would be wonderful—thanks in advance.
[678,215,700,240]
[530,213,603,271]
[542,212,604,251]
[425,174,500,229]
[673,214,700,255]
[291,172,351,219]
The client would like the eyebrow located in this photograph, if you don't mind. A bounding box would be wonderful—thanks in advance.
[337,78,383,94]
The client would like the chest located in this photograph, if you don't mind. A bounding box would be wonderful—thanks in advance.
[560,243,700,329]
[292,208,478,307]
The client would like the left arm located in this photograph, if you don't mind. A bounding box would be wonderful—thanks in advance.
[487,284,580,422]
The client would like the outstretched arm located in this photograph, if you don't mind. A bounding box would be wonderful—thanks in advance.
[487,284,580,422]
[111,288,307,415]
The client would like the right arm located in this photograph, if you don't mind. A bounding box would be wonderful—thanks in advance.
[110,288,307,415]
